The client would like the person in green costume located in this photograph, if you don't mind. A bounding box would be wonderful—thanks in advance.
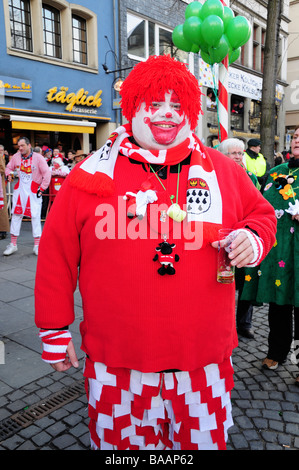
[241,126,299,386]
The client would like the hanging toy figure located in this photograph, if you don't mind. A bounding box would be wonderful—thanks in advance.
[153,240,179,275]
[35,54,277,451]
[123,180,158,219]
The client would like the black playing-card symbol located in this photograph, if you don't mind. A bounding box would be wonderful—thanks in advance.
[186,180,211,215]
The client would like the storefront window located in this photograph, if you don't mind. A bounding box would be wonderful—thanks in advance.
[9,0,32,52]
[42,4,61,59]
[72,15,87,65]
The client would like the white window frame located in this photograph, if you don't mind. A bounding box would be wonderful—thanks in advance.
[127,12,193,73]
[3,0,98,73]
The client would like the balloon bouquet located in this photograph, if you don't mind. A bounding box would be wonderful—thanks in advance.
[172,0,251,140]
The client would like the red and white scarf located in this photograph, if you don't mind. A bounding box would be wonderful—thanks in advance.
[70,123,222,245]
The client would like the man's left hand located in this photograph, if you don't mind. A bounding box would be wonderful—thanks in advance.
[211,231,254,268]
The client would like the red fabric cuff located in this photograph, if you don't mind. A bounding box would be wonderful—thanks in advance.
[39,329,72,363]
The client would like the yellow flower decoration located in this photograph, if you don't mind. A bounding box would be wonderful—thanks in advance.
[270,172,278,179]
[273,240,277,247]
[275,280,281,287]
[279,184,296,201]
[245,275,252,282]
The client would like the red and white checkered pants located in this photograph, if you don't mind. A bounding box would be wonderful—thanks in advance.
[83,357,234,450]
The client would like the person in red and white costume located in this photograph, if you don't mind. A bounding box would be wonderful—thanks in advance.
[35,55,276,450]
[50,156,70,177]
[4,137,51,256]
[0,166,4,210]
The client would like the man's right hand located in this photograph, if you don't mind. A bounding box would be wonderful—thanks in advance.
[50,340,79,372]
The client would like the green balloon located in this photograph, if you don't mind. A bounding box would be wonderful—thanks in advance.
[196,19,209,51]
[222,6,235,31]
[183,16,202,45]
[226,16,251,49]
[185,1,202,19]
[200,50,214,65]
[172,24,192,52]
[200,0,224,20]
[191,43,200,53]
[209,34,229,64]
[229,47,241,65]
[200,39,210,53]
[201,15,224,47]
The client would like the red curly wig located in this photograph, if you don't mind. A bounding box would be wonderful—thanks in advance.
[120,55,202,131]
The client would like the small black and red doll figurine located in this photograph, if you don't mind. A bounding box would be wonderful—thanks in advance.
[153,241,179,275]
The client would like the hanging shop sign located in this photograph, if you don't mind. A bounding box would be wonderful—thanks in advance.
[228,69,263,100]
[228,68,284,104]
[0,75,32,99]
[46,86,103,115]
[198,63,263,100]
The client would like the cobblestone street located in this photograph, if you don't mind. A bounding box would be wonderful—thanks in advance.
[0,224,298,451]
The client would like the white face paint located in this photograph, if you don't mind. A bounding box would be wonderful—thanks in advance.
[132,91,191,150]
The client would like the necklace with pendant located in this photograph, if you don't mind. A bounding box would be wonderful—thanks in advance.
[149,163,187,224]
[147,164,185,276]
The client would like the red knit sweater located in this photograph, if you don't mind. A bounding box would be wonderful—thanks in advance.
[35,148,276,372]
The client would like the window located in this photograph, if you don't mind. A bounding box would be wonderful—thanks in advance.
[127,13,189,64]
[72,15,87,64]
[9,0,32,51]
[42,4,61,58]
[230,95,244,130]
[261,29,266,73]
[252,23,263,72]
[4,0,98,71]
[249,100,261,133]
[253,43,258,70]
[127,14,149,59]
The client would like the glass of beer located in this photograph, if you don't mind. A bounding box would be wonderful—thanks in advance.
[216,229,236,284]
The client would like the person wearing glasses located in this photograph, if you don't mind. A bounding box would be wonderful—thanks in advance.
[218,138,260,190]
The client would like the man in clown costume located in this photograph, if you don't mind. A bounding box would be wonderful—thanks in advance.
[35,55,276,450]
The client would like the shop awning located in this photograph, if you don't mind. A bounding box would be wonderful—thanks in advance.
[10,115,96,134]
